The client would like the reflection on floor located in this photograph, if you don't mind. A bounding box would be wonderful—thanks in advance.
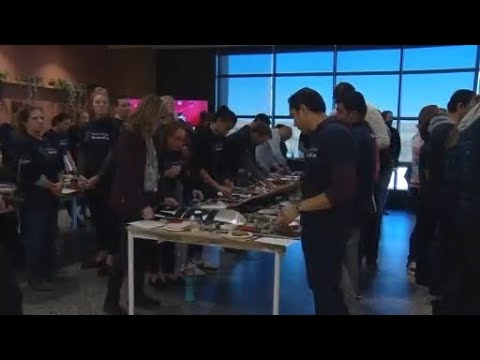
[21,210,432,315]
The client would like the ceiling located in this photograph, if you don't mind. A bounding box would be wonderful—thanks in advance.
[107,45,272,49]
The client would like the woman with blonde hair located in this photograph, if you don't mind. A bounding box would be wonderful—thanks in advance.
[77,87,121,273]
[159,95,177,124]
[103,94,166,314]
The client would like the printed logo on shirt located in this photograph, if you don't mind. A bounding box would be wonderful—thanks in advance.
[213,143,224,152]
[60,139,70,148]
[90,132,110,141]
[306,147,318,158]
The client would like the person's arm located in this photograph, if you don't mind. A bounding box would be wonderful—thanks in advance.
[366,105,390,150]
[17,148,61,195]
[270,132,286,166]
[191,132,226,192]
[255,142,273,174]
[392,129,401,166]
[299,127,356,212]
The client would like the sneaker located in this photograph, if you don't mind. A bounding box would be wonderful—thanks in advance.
[192,259,219,271]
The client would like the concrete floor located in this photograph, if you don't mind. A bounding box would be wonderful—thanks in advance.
[17,210,432,315]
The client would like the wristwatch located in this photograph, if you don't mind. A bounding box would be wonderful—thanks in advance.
[296,202,303,213]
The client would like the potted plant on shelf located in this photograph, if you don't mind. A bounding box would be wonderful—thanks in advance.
[56,79,76,112]
[0,71,8,101]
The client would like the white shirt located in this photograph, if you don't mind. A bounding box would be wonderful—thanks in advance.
[256,129,286,172]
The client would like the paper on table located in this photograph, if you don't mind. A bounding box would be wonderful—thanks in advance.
[200,201,227,210]
[128,220,166,229]
[255,237,298,247]
[61,188,78,195]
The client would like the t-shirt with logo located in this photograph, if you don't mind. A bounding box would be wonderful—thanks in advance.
[16,133,62,205]
[77,117,120,182]
[301,118,356,230]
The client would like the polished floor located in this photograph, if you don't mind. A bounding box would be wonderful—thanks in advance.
[18,210,432,315]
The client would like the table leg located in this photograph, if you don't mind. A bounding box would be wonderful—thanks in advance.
[273,252,281,315]
[128,232,135,315]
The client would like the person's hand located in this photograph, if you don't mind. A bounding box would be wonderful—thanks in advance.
[164,197,180,209]
[276,204,299,228]
[192,189,204,202]
[49,182,64,197]
[142,206,155,220]
[224,179,234,189]
[164,165,182,179]
[218,185,233,197]
[87,175,100,189]
[265,180,276,189]
[77,176,88,189]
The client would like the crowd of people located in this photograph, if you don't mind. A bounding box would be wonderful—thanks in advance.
[0,81,479,316]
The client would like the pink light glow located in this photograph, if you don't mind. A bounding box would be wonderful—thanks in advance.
[128,99,208,127]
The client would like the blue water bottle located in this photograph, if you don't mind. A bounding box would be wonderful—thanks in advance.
[184,264,196,303]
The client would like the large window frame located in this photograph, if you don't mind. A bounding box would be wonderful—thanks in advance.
[216,45,480,191]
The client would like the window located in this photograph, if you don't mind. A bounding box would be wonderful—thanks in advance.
[396,167,409,191]
[337,49,401,72]
[336,75,399,113]
[276,51,334,73]
[400,72,475,117]
[398,121,419,163]
[275,76,334,116]
[403,45,477,71]
[274,119,301,158]
[218,77,272,116]
[218,54,272,75]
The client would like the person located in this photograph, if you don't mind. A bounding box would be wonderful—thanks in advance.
[0,101,24,171]
[159,95,177,124]
[77,87,121,274]
[0,246,23,315]
[334,82,390,271]
[103,94,165,315]
[425,93,475,298]
[275,124,290,159]
[413,105,440,287]
[335,91,376,300]
[256,124,293,175]
[224,120,272,183]
[153,121,211,284]
[381,110,401,215]
[298,132,310,157]
[276,88,356,315]
[15,105,63,291]
[441,95,480,314]
[197,111,213,130]
[112,95,131,129]
[191,105,237,198]
[43,112,76,172]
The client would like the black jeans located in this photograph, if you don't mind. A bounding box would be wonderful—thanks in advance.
[87,188,116,254]
[20,201,58,283]
[301,223,349,315]
[105,215,158,306]
[0,247,23,315]
[407,187,420,263]
[0,212,24,270]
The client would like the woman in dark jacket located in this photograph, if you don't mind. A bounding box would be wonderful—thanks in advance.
[103,94,168,315]
[15,105,63,291]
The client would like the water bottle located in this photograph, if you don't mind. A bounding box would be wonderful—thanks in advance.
[184,263,196,303]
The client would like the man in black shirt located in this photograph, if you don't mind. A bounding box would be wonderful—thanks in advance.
[381,110,401,215]
[225,121,272,182]
[112,95,131,129]
[277,88,356,315]
[191,106,237,198]
[43,113,75,172]
[336,91,376,300]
